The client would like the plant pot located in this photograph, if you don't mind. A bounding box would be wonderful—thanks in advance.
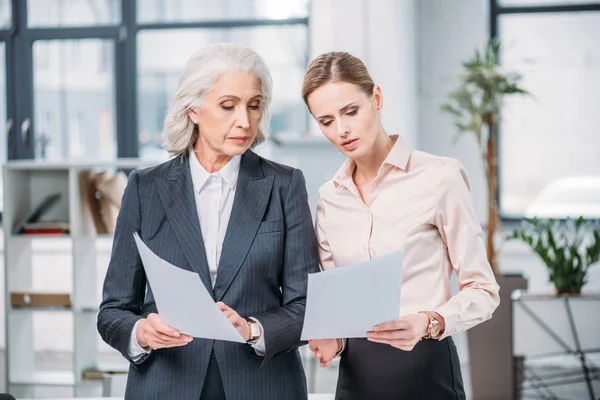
[555,286,582,296]
[468,273,528,400]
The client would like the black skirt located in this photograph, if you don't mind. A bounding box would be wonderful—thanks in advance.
[335,337,466,400]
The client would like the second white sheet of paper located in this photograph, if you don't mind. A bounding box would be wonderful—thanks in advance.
[301,250,404,340]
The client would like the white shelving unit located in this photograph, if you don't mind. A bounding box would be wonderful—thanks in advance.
[3,159,155,397]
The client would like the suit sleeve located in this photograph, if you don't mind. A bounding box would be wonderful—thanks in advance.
[97,170,151,365]
[253,169,320,362]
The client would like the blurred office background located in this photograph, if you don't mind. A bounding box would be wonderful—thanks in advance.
[0,0,599,398]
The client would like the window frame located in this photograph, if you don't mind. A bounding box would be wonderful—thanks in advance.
[489,0,600,222]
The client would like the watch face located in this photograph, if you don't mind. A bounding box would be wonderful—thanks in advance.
[430,320,441,337]
[248,322,260,340]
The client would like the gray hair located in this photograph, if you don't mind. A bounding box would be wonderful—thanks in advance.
[161,43,273,156]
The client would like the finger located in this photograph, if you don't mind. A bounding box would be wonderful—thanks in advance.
[149,338,191,350]
[149,320,181,338]
[216,302,229,312]
[148,331,192,346]
[367,337,415,348]
[145,325,192,343]
[372,320,408,332]
[222,308,238,318]
[367,330,411,340]
[308,342,318,352]
[225,313,244,327]
[146,314,180,337]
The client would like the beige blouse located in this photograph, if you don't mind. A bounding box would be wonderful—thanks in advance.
[315,135,500,339]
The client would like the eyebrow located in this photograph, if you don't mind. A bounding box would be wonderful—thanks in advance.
[218,94,263,101]
[316,103,357,119]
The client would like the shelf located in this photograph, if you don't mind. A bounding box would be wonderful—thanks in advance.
[10,234,71,240]
[10,307,100,313]
[4,158,157,170]
[10,371,75,386]
[8,234,116,241]
[9,307,100,313]
[3,160,143,392]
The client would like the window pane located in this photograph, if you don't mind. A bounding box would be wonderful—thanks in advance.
[499,12,600,218]
[0,0,11,28]
[137,25,308,161]
[33,40,117,160]
[28,0,120,27]
[137,0,308,23]
[0,43,5,211]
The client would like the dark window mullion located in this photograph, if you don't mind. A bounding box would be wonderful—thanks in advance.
[496,3,600,15]
[10,0,34,159]
[116,0,137,158]
[23,26,121,41]
[136,17,309,31]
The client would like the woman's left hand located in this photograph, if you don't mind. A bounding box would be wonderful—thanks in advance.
[367,313,430,351]
[217,302,250,341]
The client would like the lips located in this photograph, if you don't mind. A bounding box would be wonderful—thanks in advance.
[229,137,250,144]
[341,138,359,150]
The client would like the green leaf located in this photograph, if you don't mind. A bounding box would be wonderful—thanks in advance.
[506,217,600,294]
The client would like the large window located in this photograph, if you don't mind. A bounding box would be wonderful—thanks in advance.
[0,0,9,28]
[137,0,308,23]
[6,0,309,162]
[137,25,308,160]
[136,0,309,160]
[494,2,600,219]
[33,39,117,159]
[27,0,120,27]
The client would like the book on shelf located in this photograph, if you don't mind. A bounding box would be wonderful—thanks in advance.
[82,364,128,380]
[12,192,65,234]
[10,291,71,308]
[22,221,70,235]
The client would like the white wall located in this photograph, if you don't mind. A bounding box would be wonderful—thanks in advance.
[310,0,418,146]
[417,0,489,222]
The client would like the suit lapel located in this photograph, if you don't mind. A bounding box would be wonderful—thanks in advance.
[155,155,214,297]
[214,151,274,301]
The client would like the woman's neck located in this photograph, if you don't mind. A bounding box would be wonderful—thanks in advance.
[193,144,232,173]
[353,130,394,184]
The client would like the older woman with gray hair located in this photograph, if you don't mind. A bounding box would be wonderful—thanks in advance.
[98,43,319,400]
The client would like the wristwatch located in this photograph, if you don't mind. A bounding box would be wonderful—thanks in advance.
[246,318,261,343]
[421,311,443,339]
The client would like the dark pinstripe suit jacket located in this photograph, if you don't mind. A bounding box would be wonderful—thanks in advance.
[97,150,320,400]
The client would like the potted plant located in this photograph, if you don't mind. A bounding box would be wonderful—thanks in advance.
[440,38,531,400]
[507,217,600,399]
[441,38,529,272]
[507,217,600,295]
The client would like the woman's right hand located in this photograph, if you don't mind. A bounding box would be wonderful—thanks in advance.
[308,339,343,367]
[136,313,193,350]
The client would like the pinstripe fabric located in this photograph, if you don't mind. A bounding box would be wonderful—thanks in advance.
[97,150,319,400]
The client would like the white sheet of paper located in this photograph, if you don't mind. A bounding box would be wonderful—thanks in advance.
[301,250,403,340]
[133,233,245,343]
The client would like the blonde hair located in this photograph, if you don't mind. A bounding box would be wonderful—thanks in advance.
[162,43,273,156]
[301,51,375,107]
